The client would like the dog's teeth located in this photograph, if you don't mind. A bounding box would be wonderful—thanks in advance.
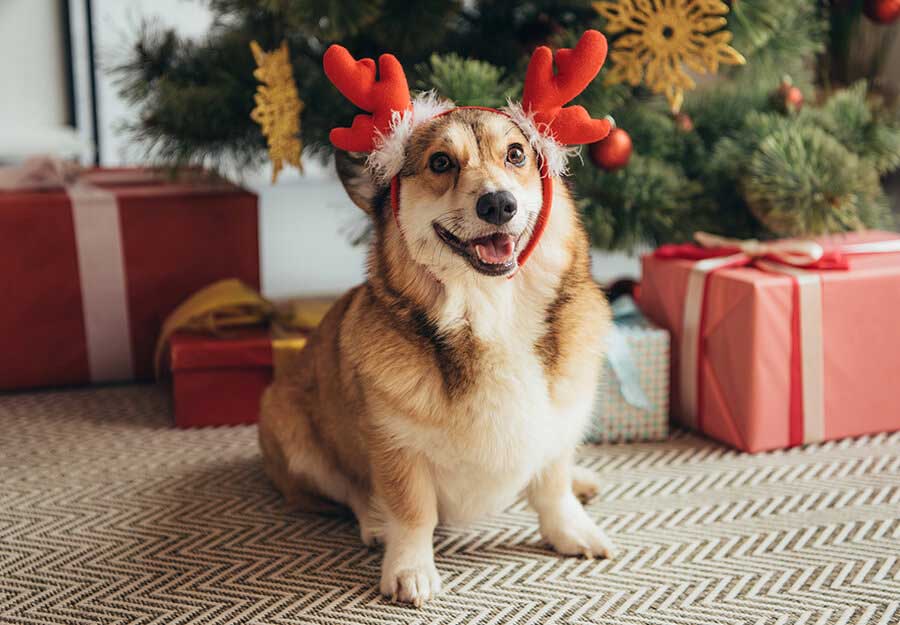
[474,243,505,265]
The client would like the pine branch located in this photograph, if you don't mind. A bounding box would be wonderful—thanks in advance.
[574,155,704,250]
[808,81,900,174]
[729,0,826,79]
[414,54,519,107]
[744,125,893,236]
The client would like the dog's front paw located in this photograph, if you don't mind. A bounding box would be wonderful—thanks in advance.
[541,501,618,560]
[380,558,441,607]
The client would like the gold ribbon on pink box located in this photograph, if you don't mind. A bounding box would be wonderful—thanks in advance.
[655,231,900,447]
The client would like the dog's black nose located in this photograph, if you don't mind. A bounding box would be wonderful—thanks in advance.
[475,191,517,225]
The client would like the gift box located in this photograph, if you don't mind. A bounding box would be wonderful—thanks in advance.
[639,230,900,452]
[586,296,670,443]
[158,280,333,428]
[169,329,306,428]
[0,166,259,390]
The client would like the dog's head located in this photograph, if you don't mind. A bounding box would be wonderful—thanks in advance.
[327,30,612,281]
[338,108,543,278]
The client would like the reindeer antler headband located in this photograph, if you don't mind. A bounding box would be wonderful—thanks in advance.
[324,30,610,270]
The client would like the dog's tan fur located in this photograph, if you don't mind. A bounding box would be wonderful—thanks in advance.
[259,109,614,606]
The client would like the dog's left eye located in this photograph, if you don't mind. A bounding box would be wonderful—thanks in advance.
[429,152,453,173]
[507,144,527,167]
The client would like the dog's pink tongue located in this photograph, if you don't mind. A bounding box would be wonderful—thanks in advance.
[475,233,515,264]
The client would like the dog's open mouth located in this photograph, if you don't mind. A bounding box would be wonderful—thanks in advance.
[433,223,517,276]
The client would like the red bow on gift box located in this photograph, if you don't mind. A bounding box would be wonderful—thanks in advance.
[655,232,852,269]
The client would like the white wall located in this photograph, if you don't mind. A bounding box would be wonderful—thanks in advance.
[0,0,67,127]
[0,0,84,160]
[92,0,213,165]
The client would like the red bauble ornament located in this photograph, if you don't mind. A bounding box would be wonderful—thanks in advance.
[784,85,804,112]
[674,112,694,132]
[590,128,632,171]
[864,0,900,23]
[776,80,804,113]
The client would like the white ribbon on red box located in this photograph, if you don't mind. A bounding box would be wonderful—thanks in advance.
[655,231,900,446]
[68,179,135,381]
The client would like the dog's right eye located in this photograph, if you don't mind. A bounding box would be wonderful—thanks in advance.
[429,153,453,174]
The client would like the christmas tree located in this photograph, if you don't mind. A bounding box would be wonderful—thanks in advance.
[114,0,900,250]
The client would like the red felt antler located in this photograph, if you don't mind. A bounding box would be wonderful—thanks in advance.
[522,30,611,145]
[323,45,412,152]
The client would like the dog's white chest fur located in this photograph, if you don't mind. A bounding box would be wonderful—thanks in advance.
[429,349,570,525]
[389,277,593,525]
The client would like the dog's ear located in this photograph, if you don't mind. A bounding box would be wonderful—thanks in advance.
[335,150,378,214]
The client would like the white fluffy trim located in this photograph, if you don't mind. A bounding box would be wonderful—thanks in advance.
[366,91,454,184]
[501,101,580,178]
[364,94,579,183]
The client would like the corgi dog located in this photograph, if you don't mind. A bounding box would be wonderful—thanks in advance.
[259,31,616,607]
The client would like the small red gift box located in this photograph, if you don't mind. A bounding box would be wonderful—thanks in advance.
[158,280,332,428]
[169,329,295,428]
[0,168,259,390]
[639,230,900,452]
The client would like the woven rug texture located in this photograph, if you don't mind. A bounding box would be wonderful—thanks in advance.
[1,386,898,625]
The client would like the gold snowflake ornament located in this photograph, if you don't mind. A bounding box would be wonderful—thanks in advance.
[594,0,745,113]
[250,41,304,182]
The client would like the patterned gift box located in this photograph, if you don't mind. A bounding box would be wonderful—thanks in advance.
[586,299,670,443]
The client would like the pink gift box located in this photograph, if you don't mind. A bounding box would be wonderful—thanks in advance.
[639,230,900,453]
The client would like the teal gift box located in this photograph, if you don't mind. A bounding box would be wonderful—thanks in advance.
[586,296,670,443]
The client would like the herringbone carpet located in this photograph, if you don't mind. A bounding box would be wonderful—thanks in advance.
[1,386,898,625]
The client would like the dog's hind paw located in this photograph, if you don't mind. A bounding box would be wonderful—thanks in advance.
[541,498,618,560]
[571,465,602,503]
[360,524,379,547]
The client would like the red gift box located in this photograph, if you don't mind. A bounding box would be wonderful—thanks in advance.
[639,230,900,452]
[0,168,259,390]
[157,279,331,428]
[169,329,282,428]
